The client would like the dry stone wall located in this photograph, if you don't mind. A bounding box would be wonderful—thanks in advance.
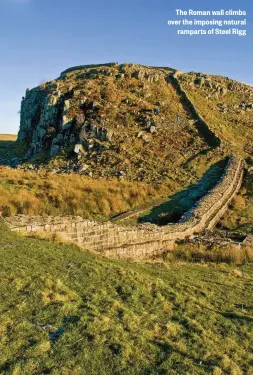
[4,156,244,259]
[170,72,221,148]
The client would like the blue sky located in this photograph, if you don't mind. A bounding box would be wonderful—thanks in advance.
[0,0,252,134]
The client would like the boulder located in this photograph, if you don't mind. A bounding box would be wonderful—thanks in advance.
[220,87,227,96]
[195,77,205,86]
[132,70,145,80]
[106,130,113,141]
[149,126,157,134]
[74,144,85,154]
[80,164,89,172]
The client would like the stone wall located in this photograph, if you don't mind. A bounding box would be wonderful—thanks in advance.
[4,156,244,260]
[60,63,119,76]
[169,72,221,148]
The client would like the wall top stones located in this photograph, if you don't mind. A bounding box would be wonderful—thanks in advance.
[60,63,119,76]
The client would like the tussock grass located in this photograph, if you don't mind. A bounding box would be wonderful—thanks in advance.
[0,168,173,219]
[173,242,253,265]
[0,222,253,374]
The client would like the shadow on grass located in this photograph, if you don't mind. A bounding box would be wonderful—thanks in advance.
[138,158,227,226]
[221,311,253,321]
[151,339,219,373]
[0,139,16,149]
[0,139,17,163]
[191,300,253,322]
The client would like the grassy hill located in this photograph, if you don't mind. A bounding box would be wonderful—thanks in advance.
[15,63,250,184]
[0,222,253,375]
[1,65,253,375]
[218,168,253,234]
[1,64,252,222]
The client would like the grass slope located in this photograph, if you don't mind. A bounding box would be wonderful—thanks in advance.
[0,154,226,220]
[179,73,253,156]
[0,168,175,218]
[0,222,253,375]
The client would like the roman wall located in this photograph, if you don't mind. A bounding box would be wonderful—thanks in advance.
[4,156,244,259]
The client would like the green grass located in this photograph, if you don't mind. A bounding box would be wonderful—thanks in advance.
[179,73,253,157]
[0,222,253,375]
[0,134,29,161]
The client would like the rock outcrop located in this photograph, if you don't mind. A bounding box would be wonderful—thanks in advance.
[18,64,172,163]
[14,62,253,183]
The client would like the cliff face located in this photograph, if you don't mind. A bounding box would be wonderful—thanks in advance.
[19,63,175,160]
[17,63,253,182]
[19,82,62,156]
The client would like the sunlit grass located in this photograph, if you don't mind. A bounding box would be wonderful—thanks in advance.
[0,168,174,219]
[0,134,17,141]
[0,222,252,374]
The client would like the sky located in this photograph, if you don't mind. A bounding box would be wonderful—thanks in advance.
[0,0,252,134]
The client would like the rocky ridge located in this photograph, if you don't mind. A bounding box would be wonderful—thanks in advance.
[14,62,252,183]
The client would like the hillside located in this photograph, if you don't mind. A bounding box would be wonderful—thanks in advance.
[0,222,253,375]
[219,167,253,234]
[178,72,253,155]
[7,63,251,186]
[0,168,173,218]
[1,63,253,230]
[1,64,253,375]
[17,63,210,185]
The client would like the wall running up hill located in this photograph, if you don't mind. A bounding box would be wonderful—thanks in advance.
[4,156,244,259]
[170,72,221,148]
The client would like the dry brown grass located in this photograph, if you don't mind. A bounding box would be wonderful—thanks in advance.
[174,242,253,264]
[0,134,17,141]
[0,167,173,219]
[232,195,246,210]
